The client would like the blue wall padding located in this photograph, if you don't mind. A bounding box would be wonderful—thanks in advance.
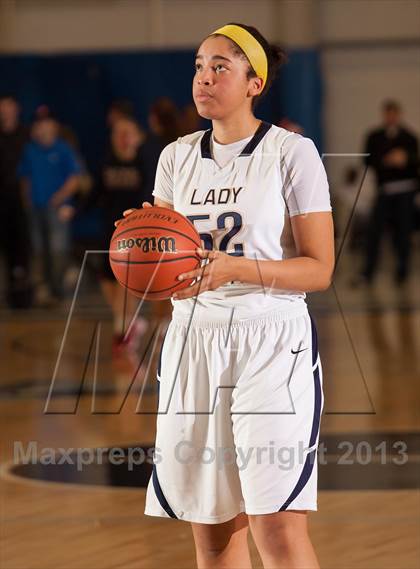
[0,47,323,168]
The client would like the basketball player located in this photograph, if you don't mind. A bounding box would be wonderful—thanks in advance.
[116,23,334,569]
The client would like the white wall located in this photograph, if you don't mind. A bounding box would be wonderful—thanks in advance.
[1,0,419,53]
[320,0,420,43]
[322,44,420,181]
[1,0,418,197]
[0,0,277,53]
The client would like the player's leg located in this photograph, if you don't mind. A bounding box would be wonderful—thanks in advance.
[231,309,323,568]
[248,510,320,569]
[191,512,252,569]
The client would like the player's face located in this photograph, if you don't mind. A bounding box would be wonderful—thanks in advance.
[193,36,259,120]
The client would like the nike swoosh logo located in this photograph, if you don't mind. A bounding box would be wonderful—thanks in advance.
[291,348,308,354]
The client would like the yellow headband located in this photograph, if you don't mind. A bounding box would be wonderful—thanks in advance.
[210,24,268,89]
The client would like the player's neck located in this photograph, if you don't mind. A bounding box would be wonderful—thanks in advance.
[212,114,261,145]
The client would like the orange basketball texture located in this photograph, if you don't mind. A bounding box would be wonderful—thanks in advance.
[109,206,202,300]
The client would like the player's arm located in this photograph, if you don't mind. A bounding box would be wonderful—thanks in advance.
[174,136,335,299]
[124,196,173,214]
[233,211,334,292]
[154,197,174,210]
[114,197,173,227]
[232,134,335,293]
[174,213,334,300]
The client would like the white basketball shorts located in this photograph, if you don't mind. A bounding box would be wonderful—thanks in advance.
[144,304,324,524]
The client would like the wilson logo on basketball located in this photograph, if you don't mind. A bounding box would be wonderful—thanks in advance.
[109,206,201,300]
[117,236,176,253]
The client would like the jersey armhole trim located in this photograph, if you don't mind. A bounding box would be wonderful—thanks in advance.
[288,207,333,217]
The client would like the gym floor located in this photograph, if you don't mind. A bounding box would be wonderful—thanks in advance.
[1,242,419,569]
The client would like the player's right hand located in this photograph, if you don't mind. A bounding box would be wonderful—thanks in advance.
[114,201,152,227]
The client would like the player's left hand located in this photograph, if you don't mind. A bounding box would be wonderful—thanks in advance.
[172,248,240,300]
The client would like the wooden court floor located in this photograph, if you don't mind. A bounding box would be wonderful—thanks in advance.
[1,253,419,569]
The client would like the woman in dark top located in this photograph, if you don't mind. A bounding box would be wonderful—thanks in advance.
[95,116,151,353]
[140,98,182,327]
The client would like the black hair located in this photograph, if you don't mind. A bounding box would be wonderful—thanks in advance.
[32,104,57,124]
[0,93,18,103]
[112,114,141,129]
[149,96,181,145]
[210,22,288,110]
[382,99,401,113]
[109,99,135,117]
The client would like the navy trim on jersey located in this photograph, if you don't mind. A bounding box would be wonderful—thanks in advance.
[241,121,272,155]
[200,129,212,159]
[200,120,272,160]
[156,325,170,406]
[152,464,178,518]
[278,312,322,511]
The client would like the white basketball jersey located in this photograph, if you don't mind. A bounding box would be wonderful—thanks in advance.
[152,121,332,320]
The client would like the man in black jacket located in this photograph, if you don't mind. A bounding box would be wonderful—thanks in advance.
[0,94,33,307]
[359,100,419,285]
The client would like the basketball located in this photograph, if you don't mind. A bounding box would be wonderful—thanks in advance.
[109,206,202,300]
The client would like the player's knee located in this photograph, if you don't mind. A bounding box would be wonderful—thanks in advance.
[194,536,246,562]
[195,544,230,560]
[192,518,249,559]
[249,511,309,554]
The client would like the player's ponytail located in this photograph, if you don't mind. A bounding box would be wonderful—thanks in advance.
[267,43,289,76]
[210,22,288,110]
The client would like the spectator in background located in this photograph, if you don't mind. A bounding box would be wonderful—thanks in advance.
[107,99,136,129]
[336,166,373,252]
[140,97,182,327]
[355,100,419,286]
[148,97,181,146]
[36,105,94,292]
[106,98,146,151]
[86,116,150,354]
[35,102,82,151]
[277,116,304,134]
[105,97,181,187]
[18,108,81,303]
[0,94,33,308]
[181,102,204,135]
[140,97,181,198]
